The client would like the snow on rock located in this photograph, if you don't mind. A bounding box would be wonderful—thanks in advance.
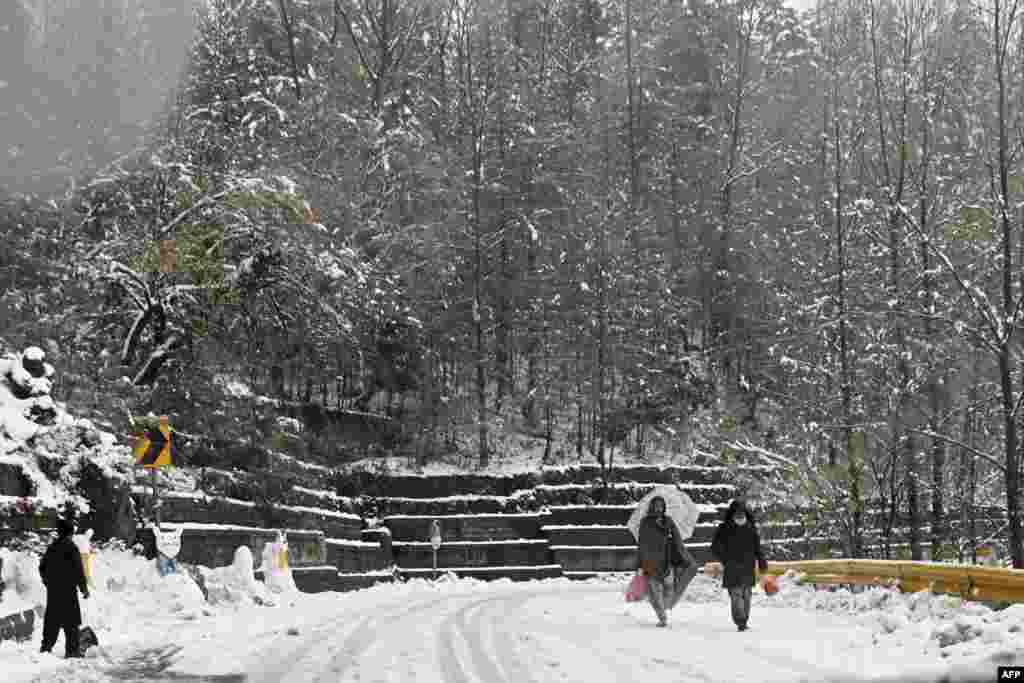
[214,375,252,399]
[275,416,303,434]
[0,343,134,518]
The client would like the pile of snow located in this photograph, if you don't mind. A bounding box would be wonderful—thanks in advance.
[87,547,207,623]
[0,548,45,615]
[198,546,276,607]
[3,538,295,626]
[213,375,252,399]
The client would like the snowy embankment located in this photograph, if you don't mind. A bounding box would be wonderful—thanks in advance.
[2,549,1024,683]
[0,540,299,682]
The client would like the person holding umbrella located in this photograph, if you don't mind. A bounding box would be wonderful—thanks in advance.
[710,499,768,632]
[629,486,700,627]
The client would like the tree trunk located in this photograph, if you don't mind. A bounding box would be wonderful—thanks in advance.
[833,84,859,559]
[870,0,916,559]
[473,128,489,469]
[275,0,302,100]
[994,0,1023,569]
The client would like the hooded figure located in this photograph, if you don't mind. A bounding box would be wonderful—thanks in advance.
[710,499,768,632]
[635,496,698,627]
[38,518,90,657]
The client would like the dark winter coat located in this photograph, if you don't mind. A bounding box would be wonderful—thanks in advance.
[39,535,89,627]
[636,514,687,578]
[710,500,768,589]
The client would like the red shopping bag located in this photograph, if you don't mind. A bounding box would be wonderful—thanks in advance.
[625,572,649,602]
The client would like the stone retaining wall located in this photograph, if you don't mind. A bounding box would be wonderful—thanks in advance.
[135,491,364,540]
[383,514,545,542]
[287,566,339,593]
[326,539,389,573]
[136,525,327,569]
[393,540,554,569]
[337,465,769,499]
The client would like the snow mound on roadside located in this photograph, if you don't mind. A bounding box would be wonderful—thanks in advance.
[0,548,45,615]
[85,547,207,628]
[199,546,276,607]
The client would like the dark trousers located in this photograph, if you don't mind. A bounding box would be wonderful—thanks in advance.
[40,615,80,657]
[727,585,753,627]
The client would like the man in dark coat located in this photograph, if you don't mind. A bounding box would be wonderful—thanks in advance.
[710,499,768,632]
[38,518,90,657]
[636,496,698,627]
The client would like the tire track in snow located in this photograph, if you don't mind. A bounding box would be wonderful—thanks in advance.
[244,592,450,683]
[437,587,625,683]
[460,593,540,683]
[313,593,455,682]
[243,612,367,683]
[437,593,538,683]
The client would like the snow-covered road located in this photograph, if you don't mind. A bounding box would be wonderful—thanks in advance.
[234,584,940,683]
[8,573,1023,683]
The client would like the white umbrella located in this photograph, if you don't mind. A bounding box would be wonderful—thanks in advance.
[627,485,700,541]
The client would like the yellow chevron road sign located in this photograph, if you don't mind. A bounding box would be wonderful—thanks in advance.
[134,416,174,469]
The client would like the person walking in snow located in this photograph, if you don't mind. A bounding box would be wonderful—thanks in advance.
[635,496,698,627]
[710,499,768,632]
[38,517,90,658]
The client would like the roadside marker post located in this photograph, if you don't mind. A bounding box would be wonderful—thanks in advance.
[430,520,442,580]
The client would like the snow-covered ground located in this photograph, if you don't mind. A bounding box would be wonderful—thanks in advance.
[3,549,1024,683]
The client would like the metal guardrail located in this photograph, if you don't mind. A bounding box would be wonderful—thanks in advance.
[703,559,1024,602]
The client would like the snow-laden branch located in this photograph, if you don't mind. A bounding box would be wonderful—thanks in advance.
[121,305,153,365]
[895,203,1004,344]
[904,428,1006,473]
[108,262,150,312]
[156,191,231,240]
[132,332,185,386]
[722,439,801,468]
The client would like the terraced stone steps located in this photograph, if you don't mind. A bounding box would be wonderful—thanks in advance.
[372,483,736,517]
[544,504,728,527]
[337,464,772,499]
[132,489,364,540]
[326,538,389,573]
[382,513,545,542]
[397,565,563,581]
[393,539,553,569]
[543,521,807,546]
[552,538,813,573]
[336,572,396,592]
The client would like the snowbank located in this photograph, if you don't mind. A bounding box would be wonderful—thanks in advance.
[0,549,45,616]
[199,546,277,607]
